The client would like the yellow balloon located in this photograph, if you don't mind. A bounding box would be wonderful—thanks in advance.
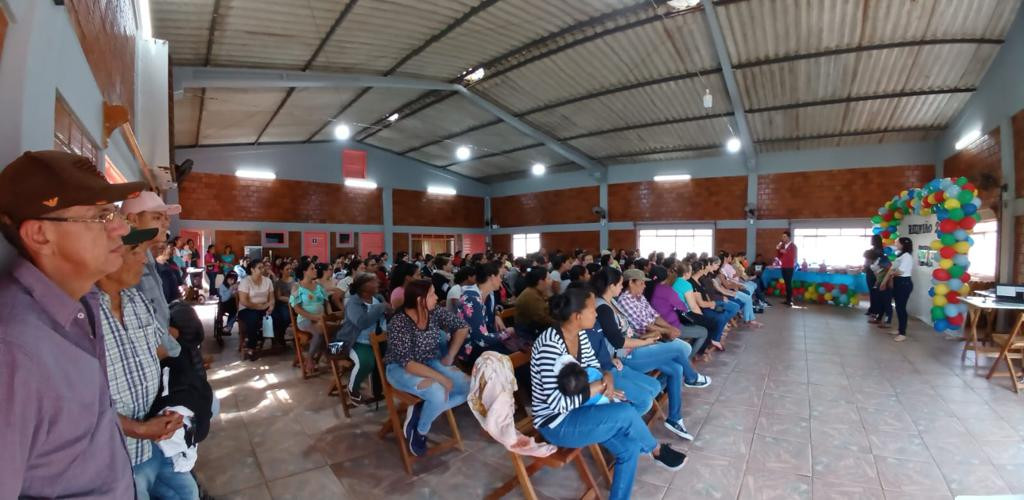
[893,211,903,220]
[927,194,936,204]
[954,241,970,254]
[900,190,909,198]
[960,285,971,295]
[930,239,943,250]
[851,296,860,305]
[934,284,950,296]
[944,198,961,210]
[939,258,953,269]
[824,293,833,301]
[921,208,932,216]
[934,295,948,307]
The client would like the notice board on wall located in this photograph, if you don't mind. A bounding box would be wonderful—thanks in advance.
[342,149,367,180]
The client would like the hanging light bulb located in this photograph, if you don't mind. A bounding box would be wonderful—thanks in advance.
[333,124,352,140]
[726,137,742,153]
[703,89,713,109]
[455,146,471,161]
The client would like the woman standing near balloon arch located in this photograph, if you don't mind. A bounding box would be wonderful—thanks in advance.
[878,237,915,342]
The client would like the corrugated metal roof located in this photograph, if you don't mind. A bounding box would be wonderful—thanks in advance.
[447,145,568,178]
[363,94,503,151]
[524,74,731,138]
[471,11,718,113]
[567,118,731,158]
[309,0,478,74]
[755,130,942,153]
[308,87,427,142]
[258,87,364,143]
[748,93,968,141]
[173,89,203,146]
[152,0,215,65]
[604,148,720,164]
[717,0,1020,65]
[196,88,289,144]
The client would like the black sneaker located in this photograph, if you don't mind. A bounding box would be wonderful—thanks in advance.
[348,389,364,404]
[684,374,711,388]
[409,429,428,457]
[651,443,687,471]
[404,401,423,446]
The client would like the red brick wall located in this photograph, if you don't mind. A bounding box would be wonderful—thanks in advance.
[756,229,785,260]
[1016,217,1024,284]
[715,228,747,254]
[541,231,600,255]
[608,177,747,222]
[491,234,511,254]
[943,128,1002,212]
[66,0,136,125]
[757,165,934,220]
[609,229,637,251]
[492,186,599,227]
[214,230,260,261]
[179,172,382,224]
[392,189,484,228]
[1014,111,1024,199]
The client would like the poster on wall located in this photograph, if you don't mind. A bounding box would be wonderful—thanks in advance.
[917,245,936,267]
[336,232,354,247]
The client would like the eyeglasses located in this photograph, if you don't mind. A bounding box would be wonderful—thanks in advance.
[35,211,126,225]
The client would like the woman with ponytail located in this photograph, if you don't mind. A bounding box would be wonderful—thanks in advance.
[879,237,915,342]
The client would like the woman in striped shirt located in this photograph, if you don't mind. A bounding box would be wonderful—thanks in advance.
[530,288,686,500]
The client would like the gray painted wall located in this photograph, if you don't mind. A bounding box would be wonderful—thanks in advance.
[175,141,490,197]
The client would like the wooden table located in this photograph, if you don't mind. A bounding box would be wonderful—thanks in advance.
[961,295,1024,393]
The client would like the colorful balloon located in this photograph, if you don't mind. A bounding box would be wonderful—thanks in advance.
[939,219,958,233]
[939,247,955,259]
[960,217,977,230]
[934,283,950,296]
[941,234,956,246]
[949,265,965,279]
[944,198,961,210]
[933,268,951,281]
[933,295,948,307]
[939,258,953,270]
[930,239,943,250]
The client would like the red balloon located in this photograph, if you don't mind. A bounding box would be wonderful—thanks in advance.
[881,231,891,239]
[947,291,960,304]
[962,182,975,193]
[823,283,834,291]
[882,213,893,222]
[960,217,977,230]
[933,268,951,281]
[949,313,964,326]
[934,191,945,202]
[939,219,958,233]
[939,247,956,259]
[838,284,848,293]
[961,272,971,283]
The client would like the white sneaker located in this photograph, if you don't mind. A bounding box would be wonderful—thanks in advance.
[889,329,900,336]
[894,334,907,342]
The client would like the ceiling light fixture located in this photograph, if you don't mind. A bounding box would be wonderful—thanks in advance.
[386,113,399,123]
[455,146,471,161]
[667,0,701,10]
[334,124,352,140]
[464,67,485,83]
[531,163,546,176]
[235,169,276,180]
[653,174,692,182]
[344,178,378,189]
[427,186,457,196]
[954,129,981,150]
[703,88,713,109]
[726,137,742,153]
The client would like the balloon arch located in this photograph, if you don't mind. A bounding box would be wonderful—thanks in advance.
[869,177,981,333]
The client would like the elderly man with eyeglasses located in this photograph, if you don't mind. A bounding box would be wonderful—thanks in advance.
[0,151,145,499]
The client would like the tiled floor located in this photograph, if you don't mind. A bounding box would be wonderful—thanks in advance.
[194,303,1024,499]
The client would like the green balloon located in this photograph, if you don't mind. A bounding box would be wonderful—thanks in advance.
[931,306,946,320]
[957,190,973,204]
[949,265,965,278]
[957,176,968,186]
[871,215,882,224]
[948,208,964,220]
[941,234,956,246]
[973,213,981,222]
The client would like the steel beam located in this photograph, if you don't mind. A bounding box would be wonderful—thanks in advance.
[173,66,460,92]
[700,0,756,171]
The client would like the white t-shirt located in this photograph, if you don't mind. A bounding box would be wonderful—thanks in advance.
[893,252,914,276]
[238,276,274,310]
[549,270,562,291]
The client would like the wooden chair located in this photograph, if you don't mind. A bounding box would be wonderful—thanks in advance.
[369,330,464,475]
[985,313,1024,393]
[288,305,316,378]
[486,352,612,500]
[499,306,516,326]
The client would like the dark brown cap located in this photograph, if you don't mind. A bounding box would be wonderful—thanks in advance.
[0,151,148,223]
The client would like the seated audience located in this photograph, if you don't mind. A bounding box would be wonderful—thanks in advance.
[591,267,703,440]
[531,288,686,500]
[429,255,455,303]
[707,257,761,328]
[514,267,555,341]
[568,264,590,286]
[336,274,389,404]
[680,261,731,351]
[549,255,571,295]
[385,280,470,456]
[270,260,296,347]
[215,272,239,335]
[389,261,421,310]
[291,261,333,375]
[457,263,516,364]
[237,260,274,361]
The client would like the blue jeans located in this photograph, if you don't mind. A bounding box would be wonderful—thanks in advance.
[539,403,657,500]
[716,299,741,321]
[893,277,913,335]
[700,307,729,342]
[386,359,470,434]
[729,290,755,322]
[132,443,199,500]
[623,340,694,422]
[611,365,662,415]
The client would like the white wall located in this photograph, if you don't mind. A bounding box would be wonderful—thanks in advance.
[899,215,938,326]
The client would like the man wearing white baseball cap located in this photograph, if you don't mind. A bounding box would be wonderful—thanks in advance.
[121,191,183,358]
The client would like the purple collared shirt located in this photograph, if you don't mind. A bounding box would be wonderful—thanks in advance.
[0,258,135,499]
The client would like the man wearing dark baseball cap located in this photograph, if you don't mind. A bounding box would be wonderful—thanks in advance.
[0,151,145,498]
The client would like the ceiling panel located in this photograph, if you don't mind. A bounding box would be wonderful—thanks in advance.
[197,88,289,144]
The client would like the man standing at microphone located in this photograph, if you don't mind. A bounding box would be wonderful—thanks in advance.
[776,230,797,306]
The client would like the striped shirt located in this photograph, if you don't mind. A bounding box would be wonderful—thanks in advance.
[530,326,600,428]
[99,288,163,466]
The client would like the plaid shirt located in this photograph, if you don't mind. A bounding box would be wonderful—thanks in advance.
[616,292,659,332]
[99,288,163,466]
